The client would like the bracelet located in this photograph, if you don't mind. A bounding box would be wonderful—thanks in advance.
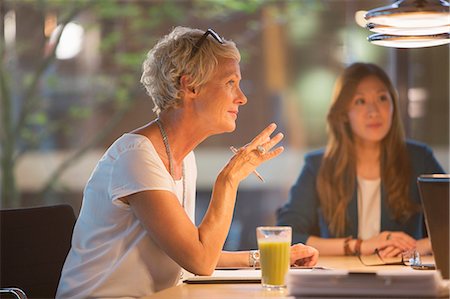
[343,236,353,256]
[343,237,362,256]
[249,250,260,267]
[354,239,362,256]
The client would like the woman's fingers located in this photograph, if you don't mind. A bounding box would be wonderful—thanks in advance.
[249,123,277,147]
[233,124,284,163]
[378,246,402,258]
[290,243,319,266]
[245,123,284,156]
[252,125,284,156]
[395,233,416,248]
[262,132,284,155]
[381,231,416,251]
[226,123,284,183]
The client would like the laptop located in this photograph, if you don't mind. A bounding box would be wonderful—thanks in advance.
[417,174,449,280]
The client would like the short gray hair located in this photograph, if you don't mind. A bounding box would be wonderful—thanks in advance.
[140,26,240,114]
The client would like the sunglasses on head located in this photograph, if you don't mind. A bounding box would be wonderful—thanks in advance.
[190,28,224,58]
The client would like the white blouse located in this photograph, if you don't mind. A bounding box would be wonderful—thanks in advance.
[357,177,381,240]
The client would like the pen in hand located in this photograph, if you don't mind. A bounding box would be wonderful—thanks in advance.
[229,146,265,183]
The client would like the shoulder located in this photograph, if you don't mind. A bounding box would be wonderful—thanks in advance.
[115,133,155,151]
[106,134,157,159]
[405,139,434,157]
[304,148,325,166]
[404,139,444,173]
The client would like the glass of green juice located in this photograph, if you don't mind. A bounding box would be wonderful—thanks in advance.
[256,226,291,290]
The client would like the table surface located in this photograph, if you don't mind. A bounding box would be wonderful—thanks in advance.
[141,256,436,299]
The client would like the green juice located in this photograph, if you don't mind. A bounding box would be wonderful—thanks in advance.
[258,240,290,287]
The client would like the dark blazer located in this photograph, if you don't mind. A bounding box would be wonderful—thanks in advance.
[276,140,445,244]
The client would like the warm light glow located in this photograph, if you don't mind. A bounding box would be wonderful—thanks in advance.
[4,10,16,46]
[408,88,427,119]
[44,13,57,38]
[367,23,450,36]
[354,10,368,28]
[50,22,84,60]
[368,33,450,48]
[366,12,450,28]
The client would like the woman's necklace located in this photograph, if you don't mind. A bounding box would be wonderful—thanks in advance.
[155,118,186,208]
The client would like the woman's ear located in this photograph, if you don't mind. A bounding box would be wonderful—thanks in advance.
[180,75,196,96]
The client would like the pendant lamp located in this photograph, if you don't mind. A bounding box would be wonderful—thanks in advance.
[363,0,450,48]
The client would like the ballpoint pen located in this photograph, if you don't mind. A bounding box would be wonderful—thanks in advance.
[229,146,265,182]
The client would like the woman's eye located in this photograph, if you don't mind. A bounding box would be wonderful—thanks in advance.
[227,80,235,86]
[355,98,365,105]
[379,95,388,101]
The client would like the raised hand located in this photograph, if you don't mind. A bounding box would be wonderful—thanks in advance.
[224,123,284,184]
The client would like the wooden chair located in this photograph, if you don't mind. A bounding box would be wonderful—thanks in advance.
[0,204,76,298]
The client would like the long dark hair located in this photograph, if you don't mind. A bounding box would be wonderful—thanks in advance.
[317,63,417,237]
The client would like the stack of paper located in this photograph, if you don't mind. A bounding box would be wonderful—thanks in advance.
[288,269,449,298]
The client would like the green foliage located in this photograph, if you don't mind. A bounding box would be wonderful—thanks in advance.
[144,3,186,28]
[69,106,92,119]
[194,0,266,15]
[100,31,122,52]
[115,52,145,70]
[115,87,130,109]
[28,112,48,126]
[1,0,271,206]
[45,74,59,89]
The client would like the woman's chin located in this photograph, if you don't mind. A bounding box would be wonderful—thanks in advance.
[226,122,237,132]
[215,124,236,135]
[208,120,237,135]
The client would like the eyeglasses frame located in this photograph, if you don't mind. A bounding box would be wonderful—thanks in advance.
[190,28,224,58]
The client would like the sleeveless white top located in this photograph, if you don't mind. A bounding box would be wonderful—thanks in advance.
[56,133,197,298]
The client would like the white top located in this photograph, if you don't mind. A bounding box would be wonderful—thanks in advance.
[56,133,197,299]
[357,177,381,240]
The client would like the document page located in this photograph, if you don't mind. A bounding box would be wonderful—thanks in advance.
[288,269,449,298]
[184,267,325,284]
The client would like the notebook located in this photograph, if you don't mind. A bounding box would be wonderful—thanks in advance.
[417,174,449,280]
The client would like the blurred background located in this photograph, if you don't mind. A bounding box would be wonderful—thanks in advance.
[1,0,448,251]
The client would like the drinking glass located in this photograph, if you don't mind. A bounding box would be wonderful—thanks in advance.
[256,226,291,290]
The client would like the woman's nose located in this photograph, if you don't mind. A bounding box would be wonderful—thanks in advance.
[236,88,247,105]
[367,102,379,115]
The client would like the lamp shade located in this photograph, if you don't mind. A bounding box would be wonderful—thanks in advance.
[365,0,450,28]
[367,23,450,35]
[363,0,450,48]
[368,33,450,48]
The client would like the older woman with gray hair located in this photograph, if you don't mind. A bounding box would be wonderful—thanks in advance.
[56,26,318,298]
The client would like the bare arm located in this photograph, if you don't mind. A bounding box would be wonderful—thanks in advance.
[217,251,249,268]
[128,175,237,275]
[128,124,284,275]
[218,244,319,268]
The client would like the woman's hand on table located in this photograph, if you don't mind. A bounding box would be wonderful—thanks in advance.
[361,231,416,256]
[415,238,432,256]
[290,243,319,267]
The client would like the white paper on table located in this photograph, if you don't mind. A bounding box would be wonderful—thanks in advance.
[183,268,261,284]
[183,267,322,284]
[288,269,450,298]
